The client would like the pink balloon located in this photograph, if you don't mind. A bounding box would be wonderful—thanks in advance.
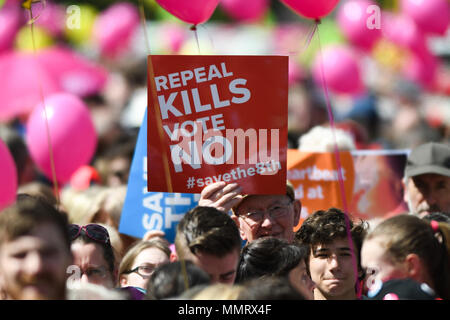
[93,2,140,58]
[155,0,220,25]
[401,0,449,36]
[26,93,97,184]
[337,0,381,51]
[312,45,364,95]
[162,24,187,53]
[0,2,23,52]
[382,12,427,55]
[280,0,340,20]
[36,46,108,97]
[403,49,438,90]
[33,1,66,36]
[221,0,269,22]
[0,139,18,211]
[0,51,61,122]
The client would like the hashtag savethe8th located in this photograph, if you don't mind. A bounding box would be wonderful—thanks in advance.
[186,160,282,189]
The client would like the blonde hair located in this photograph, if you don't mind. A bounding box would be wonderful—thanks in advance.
[61,185,126,228]
[97,223,124,266]
[190,283,244,300]
[67,282,126,300]
[298,125,356,152]
[60,185,109,225]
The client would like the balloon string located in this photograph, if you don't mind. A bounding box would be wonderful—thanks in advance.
[26,3,60,204]
[191,25,201,55]
[198,24,215,54]
[284,21,317,58]
[303,21,318,52]
[138,0,173,193]
[137,0,151,56]
[316,22,362,299]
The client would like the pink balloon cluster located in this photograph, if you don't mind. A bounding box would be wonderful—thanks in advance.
[155,0,220,25]
[0,139,18,211]
[382,11,440,89]
[382,12,426,55]
[26,93,97,184]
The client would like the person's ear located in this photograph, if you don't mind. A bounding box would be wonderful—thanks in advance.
[119,275,128,287]
[231,214,248,241]
[405,253,422,280]
[293,200,301,226]
[170,251,178,262]
[402,178,409,204]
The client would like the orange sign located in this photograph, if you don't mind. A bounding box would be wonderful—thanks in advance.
[348,150,408,221]
[287,149,355,231]
[147,55,288,194]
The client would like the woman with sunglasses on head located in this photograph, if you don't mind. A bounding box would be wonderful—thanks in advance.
[69,224,117,289]
[118,238,171,292]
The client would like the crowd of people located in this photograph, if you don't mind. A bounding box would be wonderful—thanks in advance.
[0,0,449,302]
[0,139,449,300]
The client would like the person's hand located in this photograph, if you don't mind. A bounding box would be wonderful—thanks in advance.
[198,181,244,213]
[142,230,166,241]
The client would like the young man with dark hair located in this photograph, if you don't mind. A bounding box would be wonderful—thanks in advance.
[295,207,367,300]
[0,194,73,300]
[172,206,242,284]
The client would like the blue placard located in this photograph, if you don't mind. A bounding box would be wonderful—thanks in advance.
[119,108,200,244]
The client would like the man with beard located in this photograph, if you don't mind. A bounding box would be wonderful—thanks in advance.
[403,142,450,218]
[0,194,73,300]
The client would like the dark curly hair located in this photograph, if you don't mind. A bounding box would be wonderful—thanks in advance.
[294,207,368,280]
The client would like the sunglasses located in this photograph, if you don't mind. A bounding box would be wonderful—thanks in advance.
[69,224,110,245]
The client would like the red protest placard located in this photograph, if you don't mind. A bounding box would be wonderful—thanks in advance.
[147,55,288,195]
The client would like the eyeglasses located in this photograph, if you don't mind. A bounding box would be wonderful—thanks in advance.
[122,265,156,279]
[239,200,293,225]
[79,266,109,280]
[69,224,110,245]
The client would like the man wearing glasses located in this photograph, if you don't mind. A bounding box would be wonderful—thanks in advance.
[199,181,301,243]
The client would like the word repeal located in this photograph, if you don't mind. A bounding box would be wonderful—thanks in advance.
[154,63,251,120]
